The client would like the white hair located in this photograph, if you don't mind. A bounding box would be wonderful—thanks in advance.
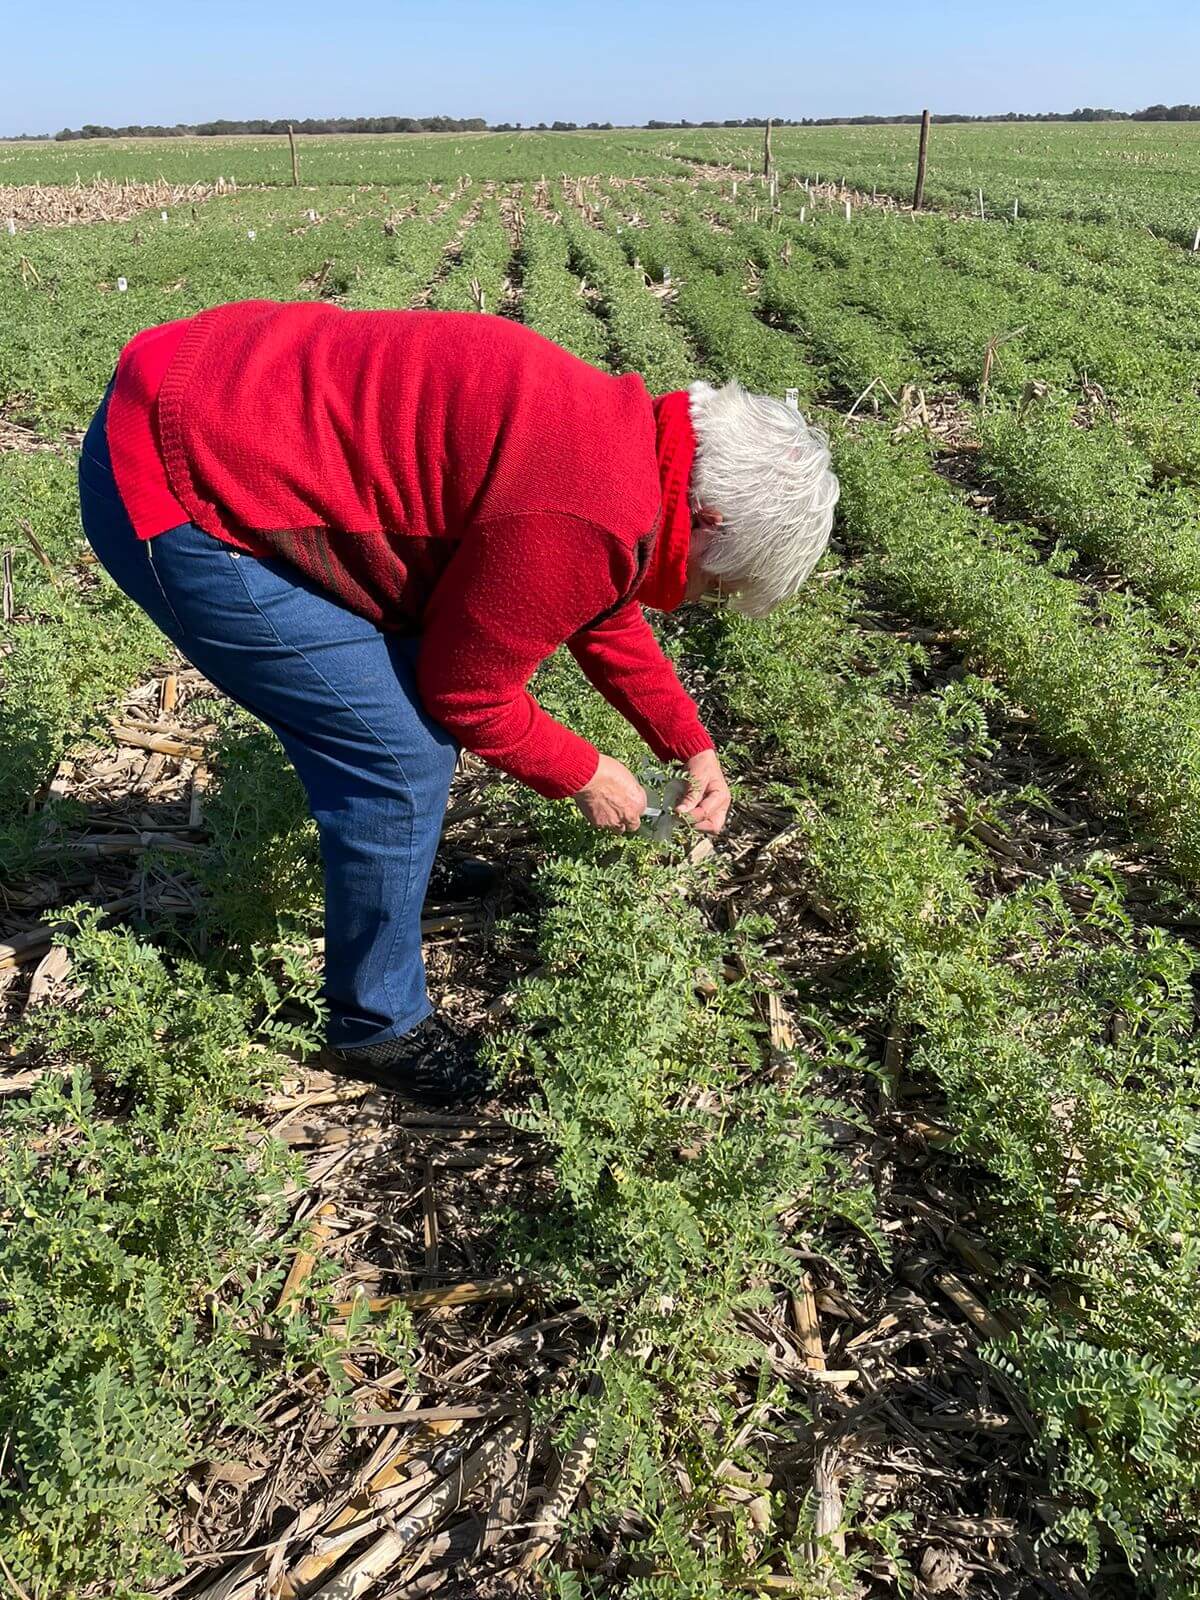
[687,378,840,616]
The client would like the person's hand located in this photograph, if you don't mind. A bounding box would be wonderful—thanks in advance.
[572,756,648,832]
[675,749,731,835]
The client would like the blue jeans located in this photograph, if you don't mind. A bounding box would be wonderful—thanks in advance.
[78,385,459,1050]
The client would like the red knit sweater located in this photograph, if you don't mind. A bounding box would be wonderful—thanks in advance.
[105,301,713,798]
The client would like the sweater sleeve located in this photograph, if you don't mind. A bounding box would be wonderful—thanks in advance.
[416,513,636,799]
[567,603,715,765]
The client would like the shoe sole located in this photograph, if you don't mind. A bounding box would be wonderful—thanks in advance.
[318,1051,486,1109]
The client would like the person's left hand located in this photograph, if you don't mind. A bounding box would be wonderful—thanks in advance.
[675,749,731,835]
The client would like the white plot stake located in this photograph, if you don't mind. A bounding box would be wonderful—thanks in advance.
[784,388,800,411]
[160,209,168,223]
[116,276,127,292]
[844,200,852,221]
[978,187,985,220]
[1193,226,1200,252]
[5,219,15,235]
[307,208,317,222]
[663,264,671,285]
[1013,197,1019,220]
[799,205,806,224]
[247,228,256,240]
[732,180,738,198]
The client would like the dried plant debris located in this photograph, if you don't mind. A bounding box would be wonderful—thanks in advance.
[1,176,225,229]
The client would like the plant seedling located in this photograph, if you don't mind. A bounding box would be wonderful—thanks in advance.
[638,768,688,841]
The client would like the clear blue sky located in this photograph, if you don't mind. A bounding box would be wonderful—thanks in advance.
[8,0,1199,135]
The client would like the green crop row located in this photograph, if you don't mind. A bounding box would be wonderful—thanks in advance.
[746,246,918,401]
[603,204,821,405]
[555,195,695,391]
[1126,393,1200,488]
[658,193,922,400]
[977,401,1200,645]
[766,204,1198,403]
[835,426,1200,880]
[920,213,1200,343]
[483,653,885,1593]
[427,197,513,315]
[684,574,1200,1589]
[0,451,170,879]
[0,727,408,1593]
[339,191,474,309]
[101,641,891,1593]
[516,211,609,365]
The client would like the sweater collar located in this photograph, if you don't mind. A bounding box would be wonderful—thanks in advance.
[637,389,696,612]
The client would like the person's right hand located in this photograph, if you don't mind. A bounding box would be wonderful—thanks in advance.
[572,755,648,832]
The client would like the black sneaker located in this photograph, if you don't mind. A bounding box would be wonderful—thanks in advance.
[318,1016,488,1107]
[425,855,500,904]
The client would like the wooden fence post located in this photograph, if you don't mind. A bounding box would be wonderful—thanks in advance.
[288,123,299,187]
[912,109,930,211]
[763,117,773,177]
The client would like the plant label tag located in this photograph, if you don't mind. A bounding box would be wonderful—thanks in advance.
[116,276,128,292]
[785,388,800,410]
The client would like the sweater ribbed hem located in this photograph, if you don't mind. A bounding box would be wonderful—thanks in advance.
[525,742,601,801]
[155,306,221,531]
[154,301,275,538]
[656,727,716,764]
[105,321,193,539]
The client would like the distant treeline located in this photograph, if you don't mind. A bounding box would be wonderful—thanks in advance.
[785,105,1200,124]
[8,105,1200,141]
[649,106,1200,126]
[48,116,493,140]
[43,116,615,141]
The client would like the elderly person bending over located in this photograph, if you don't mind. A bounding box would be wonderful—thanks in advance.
[79,302,838,1103]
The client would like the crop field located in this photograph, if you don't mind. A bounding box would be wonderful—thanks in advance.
[3,126,1200,1599]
